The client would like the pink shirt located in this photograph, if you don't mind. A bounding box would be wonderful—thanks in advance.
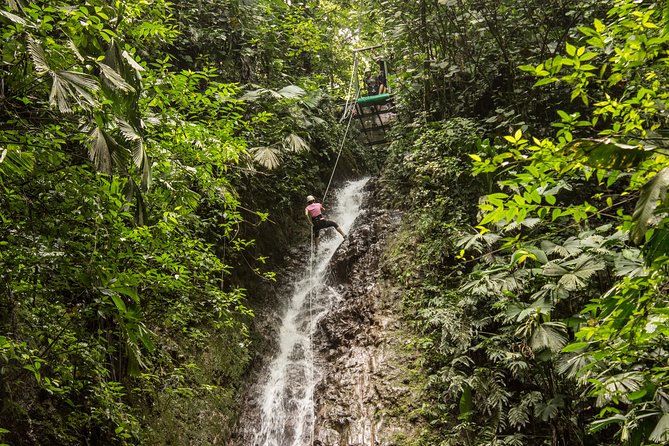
[305,203,323,218]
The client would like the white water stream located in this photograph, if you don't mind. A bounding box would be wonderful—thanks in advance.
[252,178,369,446]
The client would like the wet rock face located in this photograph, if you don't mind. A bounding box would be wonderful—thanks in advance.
[313,181,419,445]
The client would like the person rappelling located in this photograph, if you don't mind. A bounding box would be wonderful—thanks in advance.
[305,195,346,249]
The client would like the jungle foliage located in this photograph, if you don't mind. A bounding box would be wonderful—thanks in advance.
[379,0,669,445]
[0,0,358,444]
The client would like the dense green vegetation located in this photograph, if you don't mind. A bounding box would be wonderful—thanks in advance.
[0,0,360,444]
[3,0,669,445]
[379,0,669,445]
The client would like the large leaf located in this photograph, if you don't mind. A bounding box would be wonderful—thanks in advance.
[116,120,148,185]
[614,249,646,277]
[564,138,652,170]
[0,146,34,177]
[27,36,49,75]
[644,224,669,265]
[89,127,114,174]
[250,146,281,169]
[541,238,582,258]
[0,9,27,25]
[277,85,306,99]
[530,321,567,352]
[97,62,135,93]
[649,413,669,443]
[596,372,644,406]
[630,168,669,245]
[122,50,145,73]
[283,133,310,152]
[50,71,99,112]
[534,395,565,421]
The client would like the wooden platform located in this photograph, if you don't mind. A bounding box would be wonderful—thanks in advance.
[354,94,396,146]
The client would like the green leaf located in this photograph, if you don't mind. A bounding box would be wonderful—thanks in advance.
[0,9,27,25]
[644,225,669,265]
[564,138,651,170]
[534,77,558,86]
[111,295,127,313]
[631,168,669,245]
[562,342,589,352]
[113,286,140,304]
[27,37,50,76]
[530,322,567,352]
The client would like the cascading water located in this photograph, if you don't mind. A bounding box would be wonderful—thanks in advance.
[251,178,370,446]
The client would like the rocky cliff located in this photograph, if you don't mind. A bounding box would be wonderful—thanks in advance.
[313,181,424,445]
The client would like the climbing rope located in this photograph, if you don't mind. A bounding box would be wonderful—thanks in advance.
[323,80,359,203]
[307,31,363,441]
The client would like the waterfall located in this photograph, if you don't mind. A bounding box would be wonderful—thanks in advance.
[251,178,370,446]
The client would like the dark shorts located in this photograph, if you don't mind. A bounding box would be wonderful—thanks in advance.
[312,216,338,238]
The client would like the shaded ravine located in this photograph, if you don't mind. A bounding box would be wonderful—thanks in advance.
[233,178,370,445]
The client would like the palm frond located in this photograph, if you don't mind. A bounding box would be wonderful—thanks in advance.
[0,146,35,177]
[283,133,309,152]
[631,167,669,244]
[556,352,595,383]
[97,62,135,93]
[60,71,99,106]
[141,150,151,191]
[534,395,565,422]
[49,71,99,112]
[529,321,567,352]
[250,146,281,169]
[0,9,27,25]
[649,412,669,443]
[541,237,582,258]
[277,85,306,99]
[614,249,646,277]
[67,39,85,62]
[595,372,644,406]
[27,36,50,75]
[117,120,141,142]
[89,127,114,174]
[49,76,72,113]
[122,50,145,73]
[7,0,25,11]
